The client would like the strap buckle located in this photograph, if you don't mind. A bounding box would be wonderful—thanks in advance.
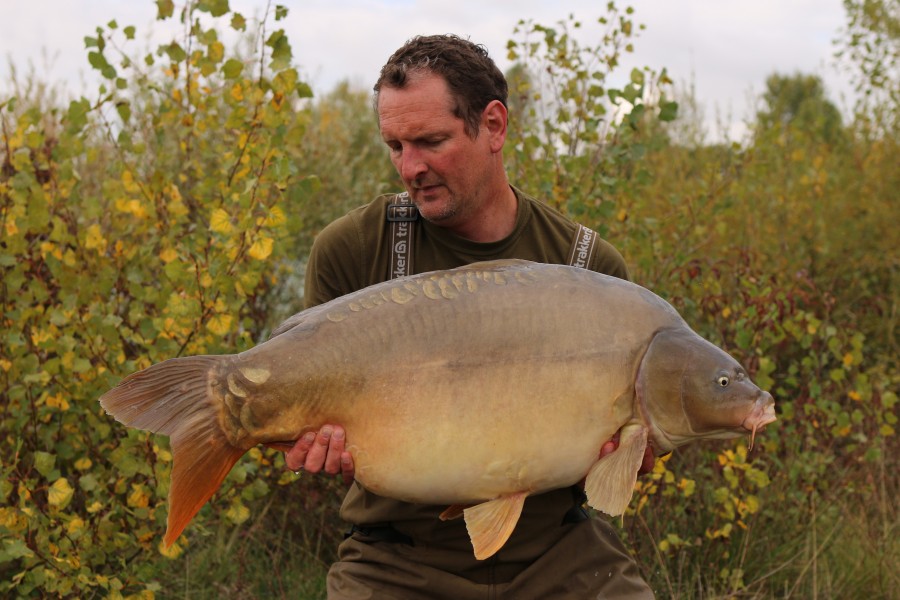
[386,203,419,222]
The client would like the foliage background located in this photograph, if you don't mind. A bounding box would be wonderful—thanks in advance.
[1,1,896,598]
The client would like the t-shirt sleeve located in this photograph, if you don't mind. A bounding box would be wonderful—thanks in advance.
[303,214,365,309]
[590,237,630,282]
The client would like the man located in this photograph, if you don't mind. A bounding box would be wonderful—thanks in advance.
[286,35,655,599]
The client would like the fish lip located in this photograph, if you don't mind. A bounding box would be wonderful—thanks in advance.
[742,402,777,431]
[741,394,776,449]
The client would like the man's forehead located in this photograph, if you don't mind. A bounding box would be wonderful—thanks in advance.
[377,74,463,135]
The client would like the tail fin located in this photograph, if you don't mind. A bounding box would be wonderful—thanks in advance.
[99,356,245,547]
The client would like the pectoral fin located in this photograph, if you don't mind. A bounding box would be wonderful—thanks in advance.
[585,423,648,517]
[463,492,528,560]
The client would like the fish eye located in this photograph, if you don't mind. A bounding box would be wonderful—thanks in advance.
[717,375,730,387]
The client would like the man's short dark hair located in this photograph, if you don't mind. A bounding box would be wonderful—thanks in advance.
[374,34,508,137]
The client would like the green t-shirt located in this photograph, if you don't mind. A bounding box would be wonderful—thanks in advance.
[303,185,630,562]
[304,186,628,308]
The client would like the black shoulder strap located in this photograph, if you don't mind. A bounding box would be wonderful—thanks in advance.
[387,194,595,275]
[567,224,599,269]
[387,192,418,280]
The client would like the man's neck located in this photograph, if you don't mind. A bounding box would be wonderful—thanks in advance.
[448,184,518,243]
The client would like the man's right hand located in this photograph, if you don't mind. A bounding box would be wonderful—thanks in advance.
[285,424,355,485]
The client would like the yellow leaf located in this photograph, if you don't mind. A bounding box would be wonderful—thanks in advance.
[128,484,150,508]
[48,478,74,509]
[6,216,19,237]
[66,516,85,535]
[159,247,178,264]
[230,82,244,102]
[207,314,233,336]
[210,208,233,234]
[266,205,287,226]
[159,540,184,559]
[678,478,696,497]
[63,249,77,267]
[122,170,141,193]
[0,507,24,531]
[248,236,274,260]
[84,224,108,254]
[46,394,70,411]
[842,353,854,367]
[225,501,250,525]
[74,457,92,471]
[153,444,172,463]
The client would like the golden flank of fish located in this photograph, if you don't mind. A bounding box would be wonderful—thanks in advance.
[99,259,776,560]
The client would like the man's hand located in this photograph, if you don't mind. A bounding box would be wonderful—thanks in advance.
[285,424,355,485]
[599,434,656,475]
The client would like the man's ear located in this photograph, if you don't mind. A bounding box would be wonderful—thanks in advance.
[481,99,508,153]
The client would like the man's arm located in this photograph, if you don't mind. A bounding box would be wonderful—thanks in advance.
[286,218,364,482]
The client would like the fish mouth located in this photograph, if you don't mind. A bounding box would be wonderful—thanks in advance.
[741,393,777,450]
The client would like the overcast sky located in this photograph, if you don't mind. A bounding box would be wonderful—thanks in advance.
[2,0,854,141]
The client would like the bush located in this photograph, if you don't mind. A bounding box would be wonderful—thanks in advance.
[1,2,896,598]
[0,3,320,595]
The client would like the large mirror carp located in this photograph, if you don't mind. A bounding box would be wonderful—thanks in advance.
[100,259,776,559]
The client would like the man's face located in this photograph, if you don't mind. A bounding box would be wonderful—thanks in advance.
[377,73,496,228]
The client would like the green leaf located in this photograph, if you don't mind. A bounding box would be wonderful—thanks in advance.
[629,67,645,86]
[275,5,289,20]
[266,30,292,71]
[65,98,90,132]
[116,101,132,123]
[231,13,247,31]
[0,538,34,563]
[124,26,136,40]
[199,0,230,17]
[87,51,109,71]
[156,0,175,19]
[296,81,313,99]
[165,42,187,63]
[659,101,678,122]
[223,58,244,80]
[34,451,57,478]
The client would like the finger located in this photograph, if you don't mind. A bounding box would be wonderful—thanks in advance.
[323,426,346,474]
[639,446,656,474]
[304,425,334,473]
[285,431,316,471]
[340,452,355,486]
[598,440,617,459]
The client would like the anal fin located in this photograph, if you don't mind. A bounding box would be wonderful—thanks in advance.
[463,492,527,560]
[584,423,648,517]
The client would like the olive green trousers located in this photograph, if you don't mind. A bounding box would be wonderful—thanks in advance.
[326,518,654,599]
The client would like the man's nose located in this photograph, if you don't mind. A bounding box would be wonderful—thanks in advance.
[398,148,427,181]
